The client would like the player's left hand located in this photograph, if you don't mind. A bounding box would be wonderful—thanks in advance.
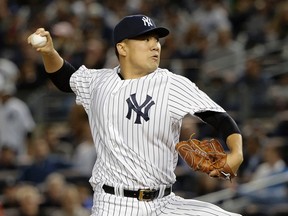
[176,136,238,181]
[209,153,242,178]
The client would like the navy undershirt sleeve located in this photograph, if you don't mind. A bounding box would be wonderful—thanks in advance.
[195,111,240,141]
[47,60,76,92]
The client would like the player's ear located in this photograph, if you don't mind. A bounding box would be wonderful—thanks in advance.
[116,42,127,57]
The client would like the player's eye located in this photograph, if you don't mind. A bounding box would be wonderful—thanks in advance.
[146,36,160,42]
[132,34,160,43]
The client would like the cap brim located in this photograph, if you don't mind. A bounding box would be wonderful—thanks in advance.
[128,27,169,39]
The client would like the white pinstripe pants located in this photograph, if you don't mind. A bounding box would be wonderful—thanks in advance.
[91,191,242,216]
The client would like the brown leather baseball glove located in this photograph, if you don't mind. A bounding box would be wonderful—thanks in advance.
[175,134,235,181]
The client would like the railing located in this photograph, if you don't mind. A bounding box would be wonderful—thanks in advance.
[194,171,288,212]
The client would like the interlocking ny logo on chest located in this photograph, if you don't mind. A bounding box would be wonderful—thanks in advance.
[126,93,155,124]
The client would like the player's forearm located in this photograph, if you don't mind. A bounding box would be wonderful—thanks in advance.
[226,133,243,159]
[41,49,64,73]
[226,133,243,175]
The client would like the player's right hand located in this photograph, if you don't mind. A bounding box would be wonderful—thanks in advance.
[27,28,55,53]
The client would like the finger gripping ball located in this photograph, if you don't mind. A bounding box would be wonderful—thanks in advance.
[31,34,47,48]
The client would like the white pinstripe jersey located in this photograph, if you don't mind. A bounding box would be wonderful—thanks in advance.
[70,65,225,191]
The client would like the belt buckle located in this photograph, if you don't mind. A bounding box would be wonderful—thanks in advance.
[138,189,155,201]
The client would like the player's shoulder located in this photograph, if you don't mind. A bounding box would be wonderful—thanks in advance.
[74,65,116,80]
[157,68,195,85]
[77,65,115,74]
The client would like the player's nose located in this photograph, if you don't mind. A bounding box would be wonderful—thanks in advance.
[150,38,160,51]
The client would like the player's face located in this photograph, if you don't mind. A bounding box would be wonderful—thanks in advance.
[124,33,161,75]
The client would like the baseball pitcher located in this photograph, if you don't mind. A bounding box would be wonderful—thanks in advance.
[28,14,243,216]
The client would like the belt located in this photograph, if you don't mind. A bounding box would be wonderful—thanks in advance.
[102,184,172,201]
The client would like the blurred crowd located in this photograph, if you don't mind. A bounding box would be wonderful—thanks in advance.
[0,0,288,215]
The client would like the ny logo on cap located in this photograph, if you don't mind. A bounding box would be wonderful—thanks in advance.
[126,93,155,124]
[142,16,153,27]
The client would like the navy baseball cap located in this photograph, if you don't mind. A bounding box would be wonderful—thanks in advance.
[113,14,169,46]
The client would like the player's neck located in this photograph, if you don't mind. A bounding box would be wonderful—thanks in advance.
[118,66,154,80]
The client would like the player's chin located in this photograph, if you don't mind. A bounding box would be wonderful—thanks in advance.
[148,61,159,71]
[148,66,158,73]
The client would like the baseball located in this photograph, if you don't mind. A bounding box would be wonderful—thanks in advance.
[30,34,47,47]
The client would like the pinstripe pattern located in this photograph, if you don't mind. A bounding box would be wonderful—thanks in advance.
[91,190,241,216]
[70,66,241,216]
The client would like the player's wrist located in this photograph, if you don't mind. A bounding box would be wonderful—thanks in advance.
[227,153,243,173]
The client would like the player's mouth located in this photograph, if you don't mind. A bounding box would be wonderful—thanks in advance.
[152,54,159,61]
